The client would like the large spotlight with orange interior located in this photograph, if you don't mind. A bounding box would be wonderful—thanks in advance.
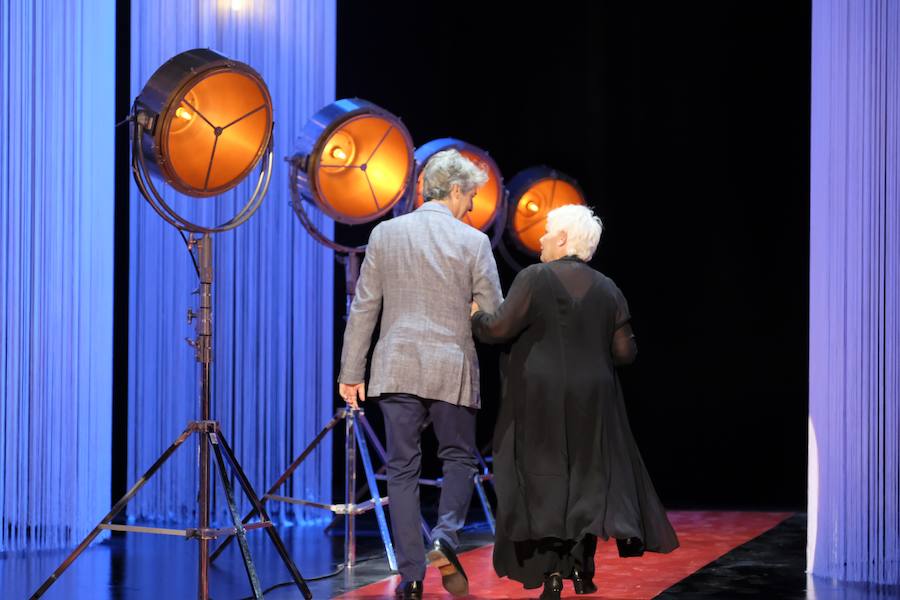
[32,50,314,600]
[506,167,586,256]
[290,98,414,227]
[131,48,274,232]
[395,138,505,243]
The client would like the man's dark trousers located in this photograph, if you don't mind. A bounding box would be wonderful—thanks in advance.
[378,393,478,582]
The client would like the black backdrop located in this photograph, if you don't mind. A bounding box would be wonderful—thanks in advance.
[332,1,810,510]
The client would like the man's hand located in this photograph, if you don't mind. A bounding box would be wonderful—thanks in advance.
[339,382,366,410]
[470,301,480,317]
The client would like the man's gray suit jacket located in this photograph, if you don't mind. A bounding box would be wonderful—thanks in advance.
[338,202,503,409]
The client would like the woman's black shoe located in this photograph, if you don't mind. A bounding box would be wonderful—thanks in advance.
[571,568,598,594]
[539,573,564,600]
[616,536,646,557]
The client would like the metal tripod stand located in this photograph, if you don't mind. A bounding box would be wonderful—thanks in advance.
[30,235,312,600]
[209,250,397,571]
[210,404,398,571]
[349,417,497,536]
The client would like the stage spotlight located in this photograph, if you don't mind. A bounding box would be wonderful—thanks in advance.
[134,48,273,199]
[291,98,414,225]
[32,49,312,600]
[277,98,416,573]
[506,166,586,255]
[130,48,275,233]
[396,138,505,241]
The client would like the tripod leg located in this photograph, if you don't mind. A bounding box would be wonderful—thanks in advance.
[475,447,496,491]
[30,425,195,599]
[474,447,491,474]
[354,414,387,500]
[354,422,398,572]
[345,414,357,567]
[473,475,496,534]
[358,413,390,463]
[209,410,344,564]
[216,430,313,600]
[322,461,382,532]
[199,422,211,599]
[477,444,496,490]
[420,518,433,544]
[329,414,387,511]
[210,434,263,599]
[360,414,433,545]
[472,448,496,533]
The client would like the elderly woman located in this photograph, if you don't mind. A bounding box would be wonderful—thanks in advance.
[472,205,678,599]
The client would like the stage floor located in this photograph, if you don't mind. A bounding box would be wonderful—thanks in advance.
[4,510,898,598]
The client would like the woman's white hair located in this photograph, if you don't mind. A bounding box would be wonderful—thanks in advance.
[421,149,488,201]
[546,204,604,261]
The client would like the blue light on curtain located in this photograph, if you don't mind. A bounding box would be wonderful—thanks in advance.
[0,1,116,551]
[809,0,900,586]
[127,0,336,525]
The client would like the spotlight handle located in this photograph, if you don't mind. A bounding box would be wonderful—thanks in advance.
[131,117,273,234]
[287,160,368,255]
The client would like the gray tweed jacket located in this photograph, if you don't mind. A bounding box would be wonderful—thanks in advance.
[338,202,503,408]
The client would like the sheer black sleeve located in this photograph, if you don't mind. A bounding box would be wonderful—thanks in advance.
[611,283,637,365]
[612,323,638,365]
[471,265,539,344]
[612,283,631,330]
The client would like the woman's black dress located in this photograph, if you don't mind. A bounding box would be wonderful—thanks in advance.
[472,256,678,588]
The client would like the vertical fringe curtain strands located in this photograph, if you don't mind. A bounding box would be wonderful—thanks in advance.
[809,0,900,586]
[127,0,336,526]
[0,0,116,551]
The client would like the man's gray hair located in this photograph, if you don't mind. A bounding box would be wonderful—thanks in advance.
[546,204,604,261]
[421,149,488,201]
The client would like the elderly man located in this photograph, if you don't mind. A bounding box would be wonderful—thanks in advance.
[338,149,503,599]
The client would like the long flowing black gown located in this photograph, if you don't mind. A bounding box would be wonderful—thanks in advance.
[472,256,678,588]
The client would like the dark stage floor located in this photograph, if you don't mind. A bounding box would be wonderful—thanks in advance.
[4,509,899,599]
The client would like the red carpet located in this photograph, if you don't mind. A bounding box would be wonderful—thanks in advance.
[335,511,792,599]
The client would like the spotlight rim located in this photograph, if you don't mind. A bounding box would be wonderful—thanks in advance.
[293,98,415,225]
[135,48,274,198]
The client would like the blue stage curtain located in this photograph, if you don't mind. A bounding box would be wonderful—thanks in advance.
[126,0,336,525]
[0,1,116,551]
[809,0,900,586]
